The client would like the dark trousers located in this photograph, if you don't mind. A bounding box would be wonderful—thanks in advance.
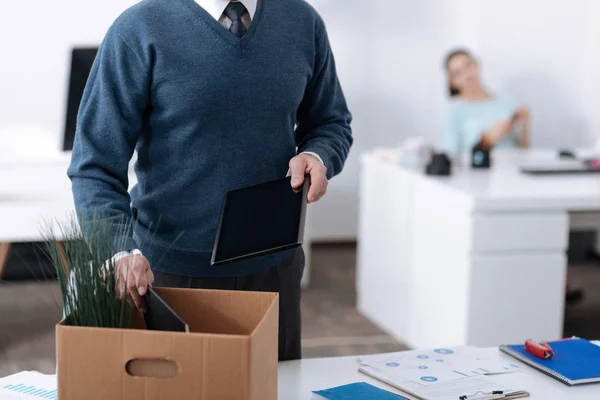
[152,248,305,361]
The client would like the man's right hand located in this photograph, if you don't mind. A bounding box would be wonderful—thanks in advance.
[114,253,154,313]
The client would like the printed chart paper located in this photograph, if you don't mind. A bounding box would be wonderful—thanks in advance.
[360,347,520,386]
[0,372,57,400]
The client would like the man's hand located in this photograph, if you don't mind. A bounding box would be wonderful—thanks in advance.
[288,153,328,203]
[115,253,154,312]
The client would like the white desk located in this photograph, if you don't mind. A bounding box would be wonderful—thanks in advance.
[279,347,600,399]
[0,156,138,277]
[0,156,141,240]
[5,347,598,399]
[357,149,600,348]
[0,159,75,240]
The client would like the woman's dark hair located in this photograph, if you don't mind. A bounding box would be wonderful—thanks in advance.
[444,49,472,97]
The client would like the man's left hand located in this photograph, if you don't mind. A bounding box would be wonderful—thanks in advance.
[288,153,328,204]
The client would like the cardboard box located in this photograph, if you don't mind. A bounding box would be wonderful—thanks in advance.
[56,288,279,400]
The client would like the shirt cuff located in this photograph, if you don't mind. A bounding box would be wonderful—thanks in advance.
[114,236,139,255]
[111,249,143,263]
[301,151,324,165]
[286,152,326,177]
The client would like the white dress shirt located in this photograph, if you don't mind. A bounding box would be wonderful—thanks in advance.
[115,0,323,261]
[196,0,256,29]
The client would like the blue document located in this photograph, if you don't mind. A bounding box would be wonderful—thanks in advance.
[312,382,408,399]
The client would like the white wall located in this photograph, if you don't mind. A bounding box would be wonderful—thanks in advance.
[582,0,600,140]
[0,0,138,149]
[303,0,368,241]
[475,0,595,147]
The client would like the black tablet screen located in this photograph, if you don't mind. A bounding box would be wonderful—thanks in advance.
[212,176,308,266]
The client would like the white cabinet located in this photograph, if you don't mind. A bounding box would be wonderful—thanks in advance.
[358,150,600,348]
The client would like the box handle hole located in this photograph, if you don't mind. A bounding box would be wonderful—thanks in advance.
[126,358,179,379]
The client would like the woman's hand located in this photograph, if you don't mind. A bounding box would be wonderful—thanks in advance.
[486,120,515,145]
[513,105,530,148]
[514,106,530,125]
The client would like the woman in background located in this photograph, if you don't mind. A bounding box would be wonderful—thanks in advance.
[442,49,584,304]
[443,49,530,155]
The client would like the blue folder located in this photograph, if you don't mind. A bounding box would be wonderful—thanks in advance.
[312,382,408,399]
[500,338,600,386]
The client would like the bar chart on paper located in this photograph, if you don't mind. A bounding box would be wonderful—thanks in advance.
[0,372,57,400]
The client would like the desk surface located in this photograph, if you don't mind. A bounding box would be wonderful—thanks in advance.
[279,347,600,399]
[0,156,136,242]
[364,149,600,211]
[3,348,600,399]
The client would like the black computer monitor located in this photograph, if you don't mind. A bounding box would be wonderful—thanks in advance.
[63,47,98,151]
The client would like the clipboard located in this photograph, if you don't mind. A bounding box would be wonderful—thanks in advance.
[503,393,530,400]
[358,365,530,400]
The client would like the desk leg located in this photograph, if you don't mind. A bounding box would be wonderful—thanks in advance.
[569,212,600,256]
[0,242,12,280]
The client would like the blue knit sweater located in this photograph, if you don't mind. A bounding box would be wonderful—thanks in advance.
[67,0,352,277]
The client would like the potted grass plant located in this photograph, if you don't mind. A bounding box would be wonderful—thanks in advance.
[43,214,134,329]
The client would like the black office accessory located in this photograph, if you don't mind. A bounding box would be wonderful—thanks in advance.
[144,287,188,332]
[63,47,98,151]
[471,141,491,169]
[425,152,452,176]
[211,176,309,266]
[558,149,576,159]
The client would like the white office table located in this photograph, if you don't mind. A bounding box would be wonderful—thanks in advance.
[5,346,598,399]
[279,347,600,399]
[0,158,75,239]
[0,156,138,278]
[357,149,600,349]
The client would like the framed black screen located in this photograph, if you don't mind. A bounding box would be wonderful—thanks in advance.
[211,176,309,266]
[63,47,98,151]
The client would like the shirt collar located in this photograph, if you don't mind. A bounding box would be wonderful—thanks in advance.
[196,0,258,21]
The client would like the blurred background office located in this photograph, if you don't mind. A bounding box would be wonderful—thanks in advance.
[2,0,600,375]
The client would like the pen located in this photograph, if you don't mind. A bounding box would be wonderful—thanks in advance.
[524,336,578,360]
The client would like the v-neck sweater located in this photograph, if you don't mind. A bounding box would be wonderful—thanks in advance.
[67,0,353,277]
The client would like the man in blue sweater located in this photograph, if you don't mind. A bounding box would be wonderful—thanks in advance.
[68,0,352,360]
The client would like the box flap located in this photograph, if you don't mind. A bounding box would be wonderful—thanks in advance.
[154,288,277,335]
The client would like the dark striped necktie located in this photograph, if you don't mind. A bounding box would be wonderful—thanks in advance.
[224,2,248,38]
